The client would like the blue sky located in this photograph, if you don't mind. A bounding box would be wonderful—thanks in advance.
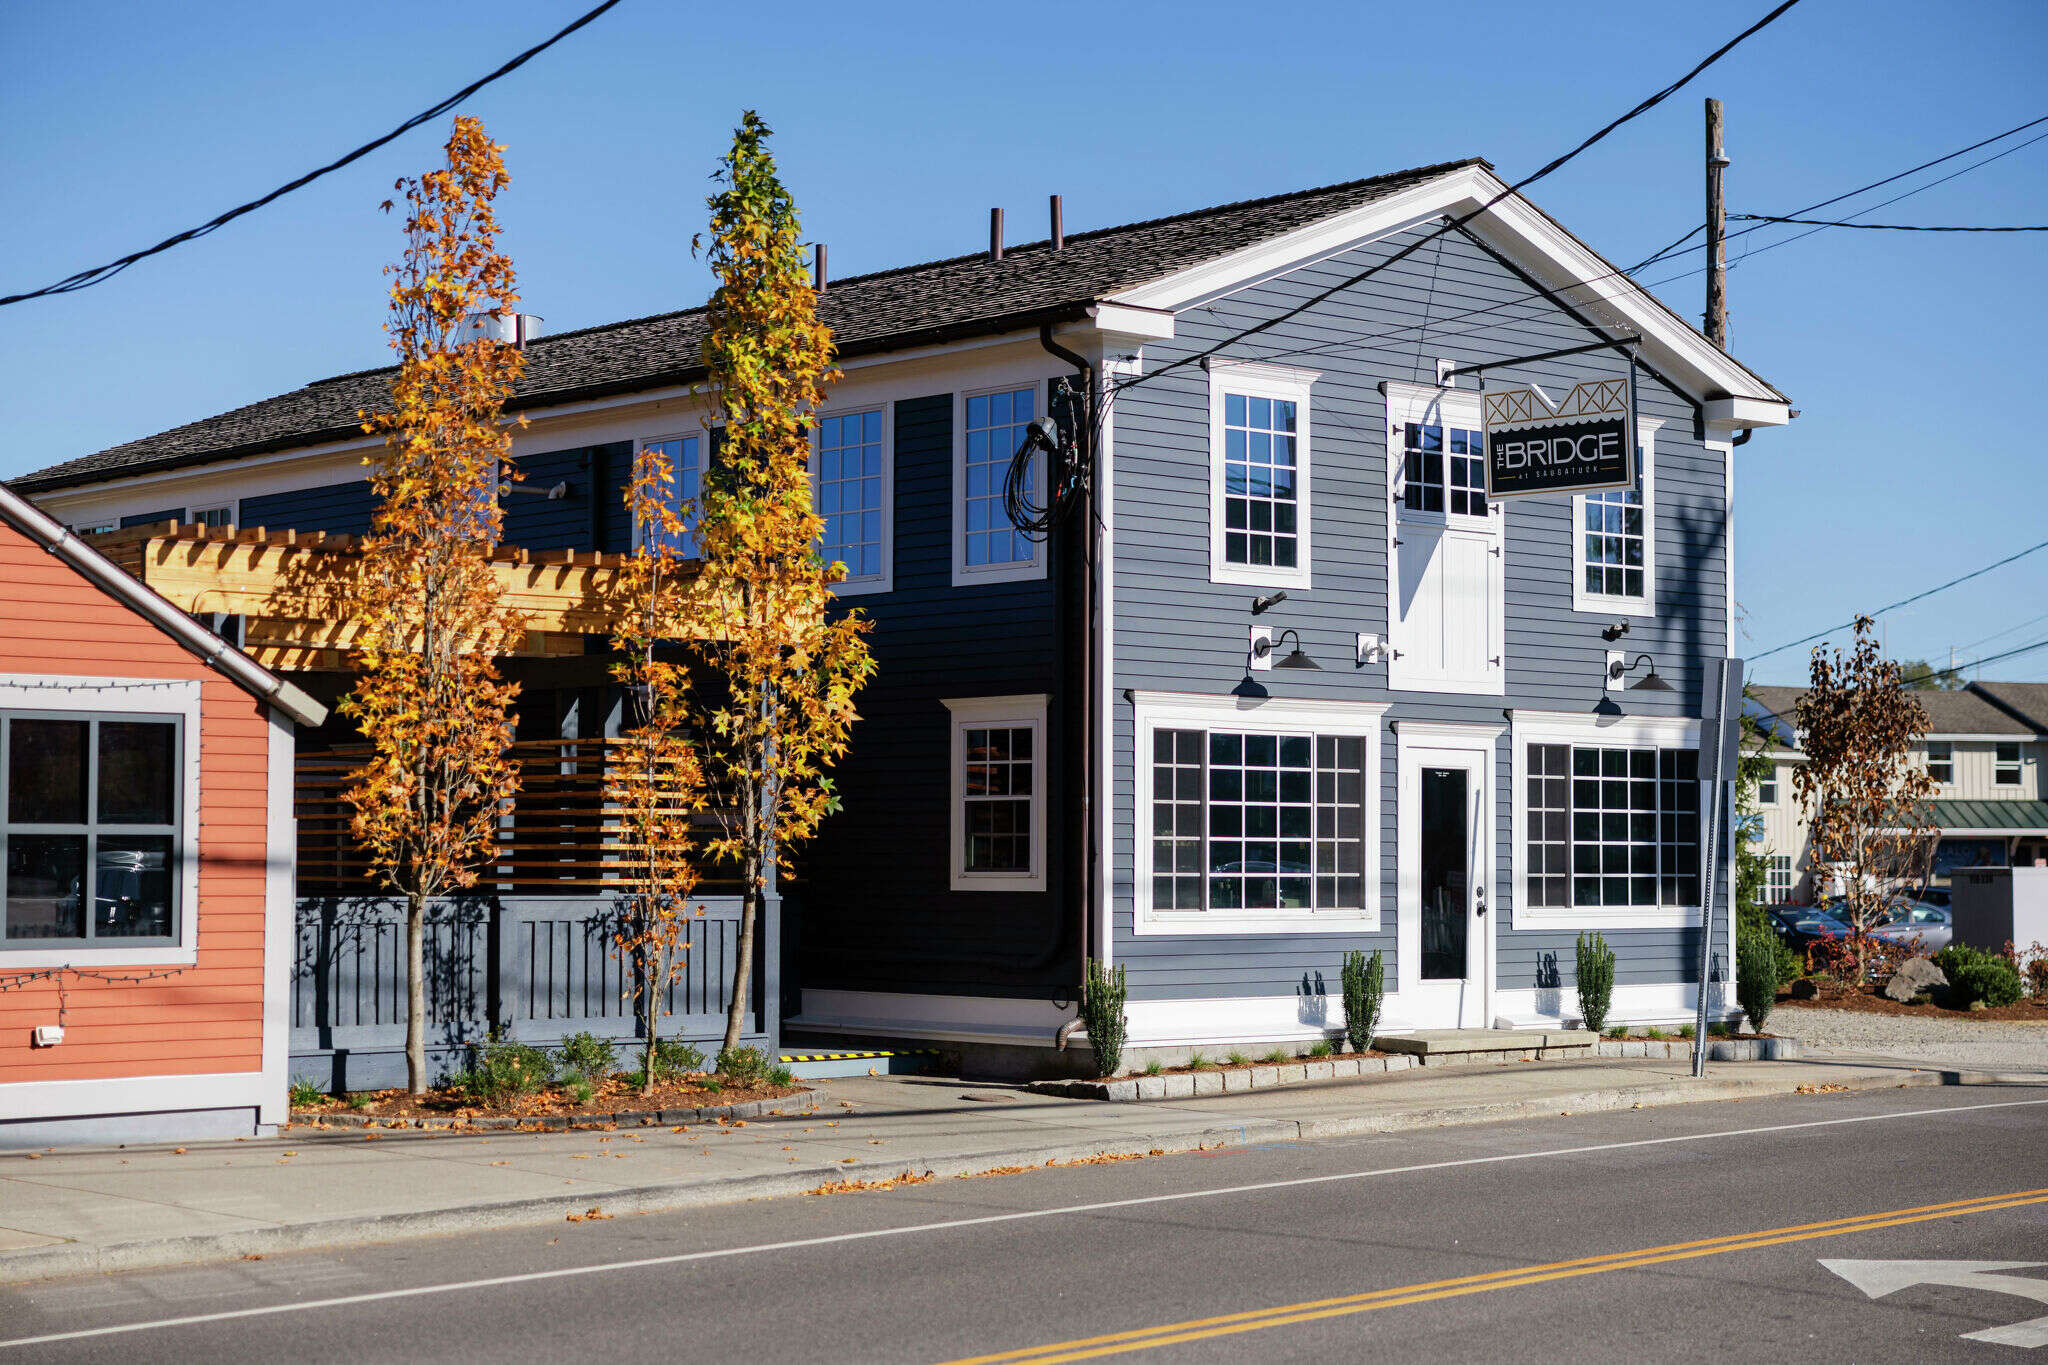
[2,0,2043,685]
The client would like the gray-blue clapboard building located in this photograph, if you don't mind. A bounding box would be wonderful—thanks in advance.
[15,157,1790,1079]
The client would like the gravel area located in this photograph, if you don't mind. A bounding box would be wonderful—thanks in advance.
[1771,1006,2048,1073]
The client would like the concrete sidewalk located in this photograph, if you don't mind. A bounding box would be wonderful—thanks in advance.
[0,1052,2018,1284]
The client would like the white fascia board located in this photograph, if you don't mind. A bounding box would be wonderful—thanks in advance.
[1111,162,1788,414]
[1704,395,1791,433]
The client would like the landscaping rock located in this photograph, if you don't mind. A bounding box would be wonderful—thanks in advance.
[1883,957,1948,1003]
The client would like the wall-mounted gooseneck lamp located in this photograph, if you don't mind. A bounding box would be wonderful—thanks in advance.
[1254,629,1322,672]
[1608,653,1675,692]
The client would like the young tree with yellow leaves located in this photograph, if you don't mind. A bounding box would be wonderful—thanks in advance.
[339,117,527,1095]
[607,442,707,1093]
[689,112,875,1057]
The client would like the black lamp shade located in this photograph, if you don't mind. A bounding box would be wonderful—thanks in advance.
[1629,668,1675,693]
[1274,646,1321,671]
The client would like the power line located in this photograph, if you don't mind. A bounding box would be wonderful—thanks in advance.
[1733,213,2048,232]
[0,0,622,309]
[1109,0,1804,396]
[1950,607,2048,656]
[1631,111,2048,272]
[1927,636,2048,683]
[1753,536,2048,660]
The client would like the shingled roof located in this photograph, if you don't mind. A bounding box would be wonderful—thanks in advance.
[1749,682,2045,741]
[15,158,1488,495]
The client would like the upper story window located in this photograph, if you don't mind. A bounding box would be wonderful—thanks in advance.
[193,505,235,529]
[3,713,182,949]
[1403,423,1487,518]
[638,434,703,558]
[1758,765,1779,805]
[1926,742,1954,785]
[815,409,890,594]
[1996,742,2024,787]
[1206,359,1317,589]
[943,695,1047,890]
[1573,418,1659,616]
[955,386,1041,583]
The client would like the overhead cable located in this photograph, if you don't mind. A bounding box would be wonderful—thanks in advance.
[1752,536,2048,660]
[1731,214,2048,231]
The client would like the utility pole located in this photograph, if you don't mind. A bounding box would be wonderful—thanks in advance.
[1705,98,1729,349]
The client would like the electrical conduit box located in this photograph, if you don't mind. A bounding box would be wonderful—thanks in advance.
[31,1024,64,1048]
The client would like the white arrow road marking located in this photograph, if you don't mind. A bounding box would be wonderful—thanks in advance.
[1823,1260,2048,1348]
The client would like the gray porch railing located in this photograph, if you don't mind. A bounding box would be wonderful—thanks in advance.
[290,893,777,1093]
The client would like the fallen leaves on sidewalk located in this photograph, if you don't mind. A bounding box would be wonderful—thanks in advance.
[1795,1082,1851,1094]
[805,1170,935,1196]
[565,1207,613,1223]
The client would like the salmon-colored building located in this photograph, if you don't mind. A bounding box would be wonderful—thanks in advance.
[0,484,324,1145]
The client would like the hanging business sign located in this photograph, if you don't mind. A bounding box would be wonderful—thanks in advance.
[1483,377,1635,499]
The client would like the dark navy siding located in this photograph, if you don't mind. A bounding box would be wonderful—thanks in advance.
[1110,222,1730,1005]
[242,480,378,537]
[794,392,1074,999]
[121,507,185,528]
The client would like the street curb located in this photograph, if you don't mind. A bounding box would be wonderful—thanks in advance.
[0,1063,2008,1285]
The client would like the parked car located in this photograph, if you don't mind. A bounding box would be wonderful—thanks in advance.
[1766,905,1852,954]
[1869,902,1952,953]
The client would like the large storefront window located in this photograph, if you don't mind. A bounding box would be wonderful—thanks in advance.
[1524,743,1700,909]
[3,714,181,945]
[1151,728,1368,914]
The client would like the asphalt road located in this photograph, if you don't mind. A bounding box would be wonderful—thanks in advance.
[6,1082,2048,1362]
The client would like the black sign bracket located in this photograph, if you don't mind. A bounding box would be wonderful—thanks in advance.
[1441,333,1643,384]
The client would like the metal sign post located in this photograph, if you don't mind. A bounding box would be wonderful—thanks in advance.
[1693,656,1746,1077]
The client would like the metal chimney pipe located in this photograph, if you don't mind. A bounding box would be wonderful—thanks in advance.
[1050,195,1064,250]
[990,207,1004,262]
[814,242,828,293]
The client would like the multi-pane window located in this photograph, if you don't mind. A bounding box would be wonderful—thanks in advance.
[962,387,1036,571]
[1996,742,2023,786]
[641,435,703,557]
[1149,728,1367,914]
[1524,743,1701,910]
[192,506,234,529]
[1926,742,1953,785]
[1758,766,1779,805]
[962,727,1033,874]
[1403,424,1486,517]
[1582,482,1646,598]
[816,411,885,584]
[1765,854,1794,903]
[1222,394,1300,569]
[2,714,180,945]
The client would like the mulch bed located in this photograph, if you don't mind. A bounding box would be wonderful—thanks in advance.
[294,1074,808,1126]
[1778,979,2048,1023]
[1135,1048,1390,1081]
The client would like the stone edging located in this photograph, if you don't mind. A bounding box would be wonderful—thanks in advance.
[1031,1038,1804,1101]
[290,1089,819,1132]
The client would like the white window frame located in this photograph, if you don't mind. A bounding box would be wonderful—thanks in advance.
[1130,690,1388,935]
[631,429,708,555]
[943,694,1048,892]
[0,676,201,967]
[1758,764,1778,806]
[1384,381,1505,696]
[1995,742,2024,788]
[953,381,1049,586]
[1765,854,1794,903]
[1925,741,1954,786]
[1571,417,1662,616]
[191,503,237,529]
[1205,358,1318,590]
[1510,709,1705,930]
[810,404,893,596]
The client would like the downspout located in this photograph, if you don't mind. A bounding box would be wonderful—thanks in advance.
[1040,323,1096,1049]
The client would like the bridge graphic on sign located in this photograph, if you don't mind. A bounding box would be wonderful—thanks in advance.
[1482,378,1634,500]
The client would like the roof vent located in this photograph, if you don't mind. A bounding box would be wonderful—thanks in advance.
[460,311,543,349]
[1050,195,1064,251]
[989,207,1004,262]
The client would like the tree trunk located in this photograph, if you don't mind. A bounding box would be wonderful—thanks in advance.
[406,890,427,1096]
[641,922,658,1094]
[722,880,756,1057]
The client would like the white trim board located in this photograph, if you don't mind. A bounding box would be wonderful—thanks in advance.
[0,1069,268,1123]
[260,707,295,1127]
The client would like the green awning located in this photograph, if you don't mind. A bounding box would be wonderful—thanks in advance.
[1926,799,2048,834]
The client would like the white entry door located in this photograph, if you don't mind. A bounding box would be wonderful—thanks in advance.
[1387,406,1504,695]
[1395,724,1497,1029]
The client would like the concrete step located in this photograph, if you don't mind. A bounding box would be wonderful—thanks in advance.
[779,1047,937,1079]
[1377,1029,1597,1062]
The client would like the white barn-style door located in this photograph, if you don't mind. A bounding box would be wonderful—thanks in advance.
[1385,384,1504,696]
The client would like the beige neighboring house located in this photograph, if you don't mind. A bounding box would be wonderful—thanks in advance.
[1747,681,2048,905]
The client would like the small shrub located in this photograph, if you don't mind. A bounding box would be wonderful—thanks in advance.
[1935,944,2023,1009]
[1187,1052,1213,1071]
[288,1077,326,1108]
[715,1045,772,1084]
[769,1066,795,1087]
[652,1038,707,1080]
[567,1078,594,1106]
[557,1032,617,1082]
[1677,1025,1696,1040]
[1605,1025,1627,1040]
[1340,948,1386,1053]
[1082,957,1129,1077]
[1576,932,1616,1034]
[2023,943,2048,999]
[349,1092,375,1111]
[699,1077,724,1094]
[1308,1040,1334,1059]
[1644,1026,1667,1041]
[1737,921,1782,1035]
[1707,1021,1734,1039]
[1226,1050,1250,1066]
[1143,1059,1163,1076]
[1262,1048,1290,1064]
[458,1037,554,1105]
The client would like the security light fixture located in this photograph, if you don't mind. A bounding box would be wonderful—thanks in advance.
[1251,591,1289,616]
[1254,629,1321,671]
[1608,653,1675,692]
[502,480,572,501]
[1601,620,1632,642]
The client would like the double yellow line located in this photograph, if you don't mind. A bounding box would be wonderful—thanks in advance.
[941,1186,2048,1364]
